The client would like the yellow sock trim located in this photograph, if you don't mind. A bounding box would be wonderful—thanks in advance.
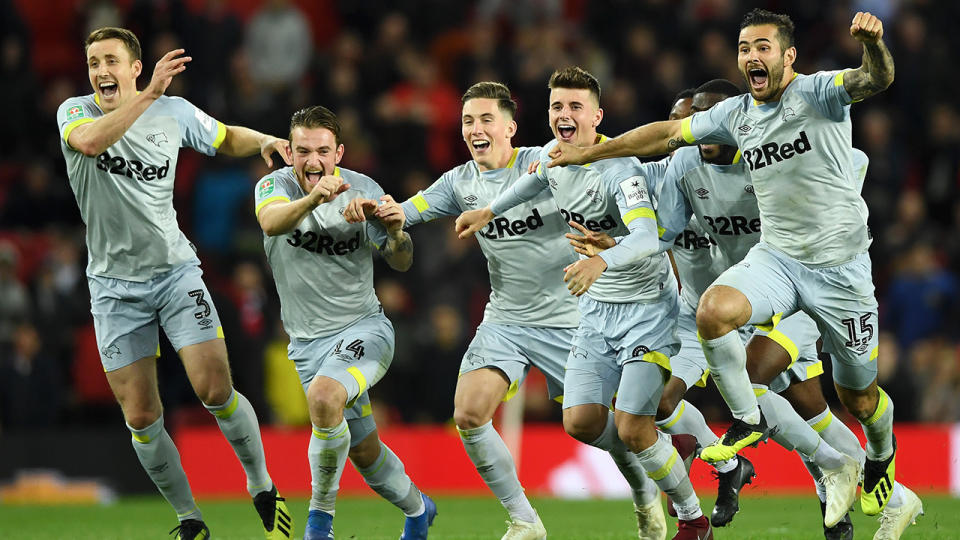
[647,448,679,481]
[661,401,686,429]
[864,388,889,426]
[811,411,834,433]
[213,391,240,419]
[312,422,349,440]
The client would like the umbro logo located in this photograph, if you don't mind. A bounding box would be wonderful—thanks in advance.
[695,188,710,199]
[463,194,478,205]
[738,124,752,134]
[744,185,755,194]
[549,179,559,190]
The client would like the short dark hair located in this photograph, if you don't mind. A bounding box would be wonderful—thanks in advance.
[740,8,795,50]
[289,106,342,145]
[85,27,142,61]
[672,88,696,106]
[548,66,601,104]
[694,79,742,99]
[462,81,518,119]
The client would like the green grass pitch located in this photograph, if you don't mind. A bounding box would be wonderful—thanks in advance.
[0,494,953,539]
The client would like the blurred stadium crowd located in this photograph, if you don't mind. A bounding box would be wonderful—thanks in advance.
[0,0,957,433]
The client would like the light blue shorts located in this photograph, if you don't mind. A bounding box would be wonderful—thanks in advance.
[752,311,824,393]
[288,311,393,434]
[88,263,223,372]
[714,242,878,390]
[563,293,679,415]
[460,322,570,401]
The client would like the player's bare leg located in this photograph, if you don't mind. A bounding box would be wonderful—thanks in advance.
[108,356,208,536]
[455,368,545,539]
[350,430,435,539]
[181,338,290,538]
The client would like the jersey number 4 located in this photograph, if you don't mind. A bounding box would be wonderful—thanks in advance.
[334,339,365,359]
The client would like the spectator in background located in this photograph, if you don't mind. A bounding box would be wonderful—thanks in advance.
[185,0,242,116]
[0,243,29,348]
[0,321,65,428]
[1,164,80,229]
[245,0,313,90]
[884,241,959,352]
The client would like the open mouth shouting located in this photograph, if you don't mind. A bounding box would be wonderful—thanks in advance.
[98,80,119,99]
[470,139,491,154]
[747,64,768,93]
[556,123,576,142]
[304,167,325,187]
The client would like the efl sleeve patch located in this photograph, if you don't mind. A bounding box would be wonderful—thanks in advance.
[257,178,275,198]
[66,104,85,122]
[619,176,650,207]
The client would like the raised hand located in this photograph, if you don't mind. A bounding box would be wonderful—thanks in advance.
[565,220,616,257]
[455,207,495,239]
[145,49,192,99]
[308,175,348,206]
[260,137,291,168]
[374,195,406,234]
[850,11,883,43]
[343,197,378,223]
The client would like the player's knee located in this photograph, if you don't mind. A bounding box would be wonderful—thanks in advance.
[124,408,162,430]
[453,406,491,430]
[696,287,747,338]
[839,388,878,421]
[194,378,233,407]
[307,380,347,424]
[563,412,602,443]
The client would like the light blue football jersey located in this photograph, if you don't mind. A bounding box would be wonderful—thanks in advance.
[57,94,226,280]
[683,71,869,266]
[401,147,580,328]
[254,166,389,339]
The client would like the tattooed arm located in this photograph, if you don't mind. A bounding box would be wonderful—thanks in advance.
[374,195,414,271]
[843,11,895,102]
[547,120,689,167]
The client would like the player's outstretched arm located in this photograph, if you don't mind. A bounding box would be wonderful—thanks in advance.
[375,195,414,271]
[258,175,348,236]
[68,49,191,156]
[843,11,894,102]
[219,125,291,168]
[547,120,688,168]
